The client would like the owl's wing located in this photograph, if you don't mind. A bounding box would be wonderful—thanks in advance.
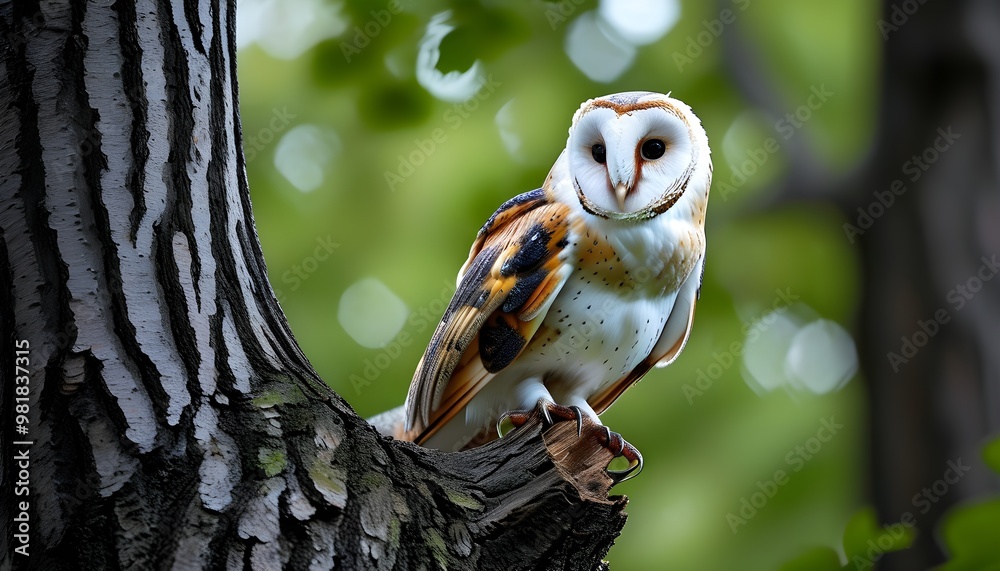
[588,255,704,414]
[404,188,575,442]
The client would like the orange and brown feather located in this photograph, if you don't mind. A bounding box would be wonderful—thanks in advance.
[404,189,575,442]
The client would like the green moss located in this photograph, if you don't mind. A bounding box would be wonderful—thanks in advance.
[251,390,282,408]
[424,527,449,569]
[257,448,287,477]
[388,518,401,548]
[309,461,348,507]
[445,488,483,511]
[251,384,307,409]
[357,471,391,492]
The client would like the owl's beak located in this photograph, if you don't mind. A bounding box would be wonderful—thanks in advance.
[614,183,629,211]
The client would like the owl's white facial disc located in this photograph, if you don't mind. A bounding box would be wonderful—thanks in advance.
[566,92,704,221]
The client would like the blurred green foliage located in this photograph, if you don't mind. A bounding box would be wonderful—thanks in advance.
[777,507,912,571]
[236,0,994,568]
[933,438,1000,571]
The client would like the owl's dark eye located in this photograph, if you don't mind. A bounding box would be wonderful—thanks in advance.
[591,144,606,164]
[641,139,666,160]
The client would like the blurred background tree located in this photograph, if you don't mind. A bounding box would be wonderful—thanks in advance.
[235,0,1000,569]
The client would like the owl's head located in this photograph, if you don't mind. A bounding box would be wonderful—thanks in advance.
[566,91,711,221]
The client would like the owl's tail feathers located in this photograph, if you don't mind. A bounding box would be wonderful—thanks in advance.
[367,405,409,441]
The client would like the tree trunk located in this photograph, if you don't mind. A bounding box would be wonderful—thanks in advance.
[725,0,1000,568]
[0,1,627,569]
[859,1,1000,568]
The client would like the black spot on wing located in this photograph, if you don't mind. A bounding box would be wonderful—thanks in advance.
[441,245,500,323]
[479,317,526,373]
[479,188,546,237]
[473,290,490,309]
[501,223,551,276]
[502,267,548,313]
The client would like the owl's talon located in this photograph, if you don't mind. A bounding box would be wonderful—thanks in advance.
[521,399,577,427]
[497,409,533,434]
[540,404,554,426]
[600,427,643,483]
[569,405,584,437]
[498,400,586,437]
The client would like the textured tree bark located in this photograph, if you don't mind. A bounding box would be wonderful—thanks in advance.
[0,1,627,569]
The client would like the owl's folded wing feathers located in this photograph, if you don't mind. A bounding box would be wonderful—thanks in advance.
[404,188,575,441]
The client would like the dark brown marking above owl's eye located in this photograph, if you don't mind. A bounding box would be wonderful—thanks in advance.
[592,144,606,164]
[641,139,666,160]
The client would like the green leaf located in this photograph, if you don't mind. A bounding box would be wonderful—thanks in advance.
[982,437,1000,475]
[936,499,1000,571]
[842,506,914,566]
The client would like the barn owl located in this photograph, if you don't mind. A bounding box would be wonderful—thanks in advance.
[396,91,711,481]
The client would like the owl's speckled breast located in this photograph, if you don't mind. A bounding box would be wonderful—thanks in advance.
[516,218,698,401]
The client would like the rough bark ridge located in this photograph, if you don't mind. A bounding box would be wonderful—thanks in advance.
[0,1,628,569]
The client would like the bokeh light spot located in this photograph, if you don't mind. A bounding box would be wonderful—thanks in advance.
[785,319,858,394]
[416,11,486,102]
[338,277,409,349]
[237,0,346,59]
[565,11,636,83]
[274,124,341,193]
[598,0,680,46]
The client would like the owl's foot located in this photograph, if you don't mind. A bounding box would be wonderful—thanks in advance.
[498,400,584,437]
[498,400,642,484]
[599,426,643,484]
